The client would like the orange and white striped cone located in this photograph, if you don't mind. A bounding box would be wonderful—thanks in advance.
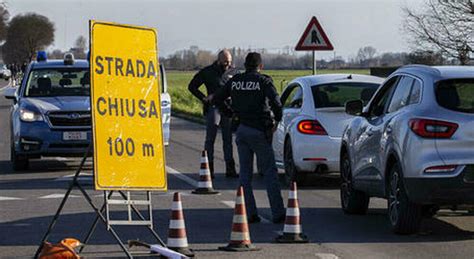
[275,182,309,243]
[167,192,195,257]
[219,186,260,252]
[192,150,219,194]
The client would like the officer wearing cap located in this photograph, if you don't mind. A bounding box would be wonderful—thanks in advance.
[213,52,285,223]
[188,49,238,179]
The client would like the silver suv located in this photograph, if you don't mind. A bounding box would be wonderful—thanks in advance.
[340,65,474,234]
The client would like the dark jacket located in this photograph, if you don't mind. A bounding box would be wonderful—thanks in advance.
[214,70,282,131]
[188,62,236,115]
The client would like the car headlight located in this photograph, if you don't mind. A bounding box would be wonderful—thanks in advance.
[20,109,43,122]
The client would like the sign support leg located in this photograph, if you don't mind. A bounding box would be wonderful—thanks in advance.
[34,146,92,258]
[78,191,114,253]
[75,184,133,258]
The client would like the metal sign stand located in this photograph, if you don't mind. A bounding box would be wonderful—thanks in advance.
[34,145,165,259]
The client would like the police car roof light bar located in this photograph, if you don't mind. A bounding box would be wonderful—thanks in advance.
[37,51,47,62]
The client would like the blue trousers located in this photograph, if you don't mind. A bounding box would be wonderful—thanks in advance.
[205,106,233,163]
[235,124,285,219]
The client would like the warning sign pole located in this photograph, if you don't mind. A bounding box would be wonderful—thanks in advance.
[312,50,316,75]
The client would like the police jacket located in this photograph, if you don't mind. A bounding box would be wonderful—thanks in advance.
[214,70,282,131]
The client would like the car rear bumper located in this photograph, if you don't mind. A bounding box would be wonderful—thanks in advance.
[405,165,474,205]
[293,135,341,173]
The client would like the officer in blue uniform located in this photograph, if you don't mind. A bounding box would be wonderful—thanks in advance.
[213,52,285,223]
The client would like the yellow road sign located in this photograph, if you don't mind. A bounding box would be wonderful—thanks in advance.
[90,20,166,191]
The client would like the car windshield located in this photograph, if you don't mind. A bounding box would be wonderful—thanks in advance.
[436,78,474,114]
[24,68,90,97]
[311,82,379,108]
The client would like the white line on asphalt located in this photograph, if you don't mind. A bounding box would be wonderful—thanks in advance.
[38,194,81,199]
[54,172,93,181]
[0,196,24,201]
[220,200,271,224]
[166,166,198,187]
[315,253,340,259]
[221,200,235,208]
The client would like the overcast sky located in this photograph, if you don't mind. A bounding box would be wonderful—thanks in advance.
[6,0,424,60]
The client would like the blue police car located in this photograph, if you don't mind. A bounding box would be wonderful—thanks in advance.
[5,52,171,171]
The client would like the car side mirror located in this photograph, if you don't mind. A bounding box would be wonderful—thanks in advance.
[3,87,17,103]
[345,100,363,116]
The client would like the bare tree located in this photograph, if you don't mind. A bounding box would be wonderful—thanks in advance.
[403,0,474,65]
[70,35,87,58]
[2,13,55,64]
[356,46,377,67]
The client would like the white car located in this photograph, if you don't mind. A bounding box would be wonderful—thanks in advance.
[273,74,383,183]
[159,64,171,145]
[0,64,11,80]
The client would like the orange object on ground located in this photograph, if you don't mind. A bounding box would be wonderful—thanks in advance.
[38,238,81,259]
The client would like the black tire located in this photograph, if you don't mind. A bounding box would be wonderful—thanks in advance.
[284,139,306,185]
[422,205,439,218]
[340,152,369,214]
[11,145,28,171]
[387,162,422,234]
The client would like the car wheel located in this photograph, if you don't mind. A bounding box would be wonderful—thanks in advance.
[11,145,29,171]
[340,152,369,214]
[284,139,306,185]
[387,162,422,234]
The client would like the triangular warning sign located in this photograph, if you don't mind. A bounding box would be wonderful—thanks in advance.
[295,16,334,51]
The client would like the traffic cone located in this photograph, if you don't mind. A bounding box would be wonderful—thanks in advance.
[167,192,195,257]
[219,186,260,252]
[192,150,219,194]
[275,182,309,243]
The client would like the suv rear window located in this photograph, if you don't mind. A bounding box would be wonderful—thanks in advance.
[436,79,474,113]
[311,82,379,108]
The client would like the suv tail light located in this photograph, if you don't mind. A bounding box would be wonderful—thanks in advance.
[424,165,457,173]
[409,118,458,139]
[297,120,327,135]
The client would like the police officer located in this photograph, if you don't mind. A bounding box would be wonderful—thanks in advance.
[188,49,238,179]
[213,52,285,223]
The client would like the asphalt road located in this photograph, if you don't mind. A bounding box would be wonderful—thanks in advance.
[1,79,474,258]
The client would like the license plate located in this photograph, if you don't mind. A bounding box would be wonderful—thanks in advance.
[63,132,87,141]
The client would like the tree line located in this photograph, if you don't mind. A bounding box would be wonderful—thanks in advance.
[0,0,472,68]
[160,45,454,71]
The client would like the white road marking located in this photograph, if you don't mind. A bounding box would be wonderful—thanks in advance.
[315,253,339,259]
[220,200,271,224]
[166,166,198,187]
[38,194,81,199]
[54,173,93,182]
[221,200,235,208]
[0,196,24,201]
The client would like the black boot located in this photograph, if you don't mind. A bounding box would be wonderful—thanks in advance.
[225,159,238,178]
[209,161,215,179]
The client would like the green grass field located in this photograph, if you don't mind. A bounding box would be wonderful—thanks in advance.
[168,69,369,120]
